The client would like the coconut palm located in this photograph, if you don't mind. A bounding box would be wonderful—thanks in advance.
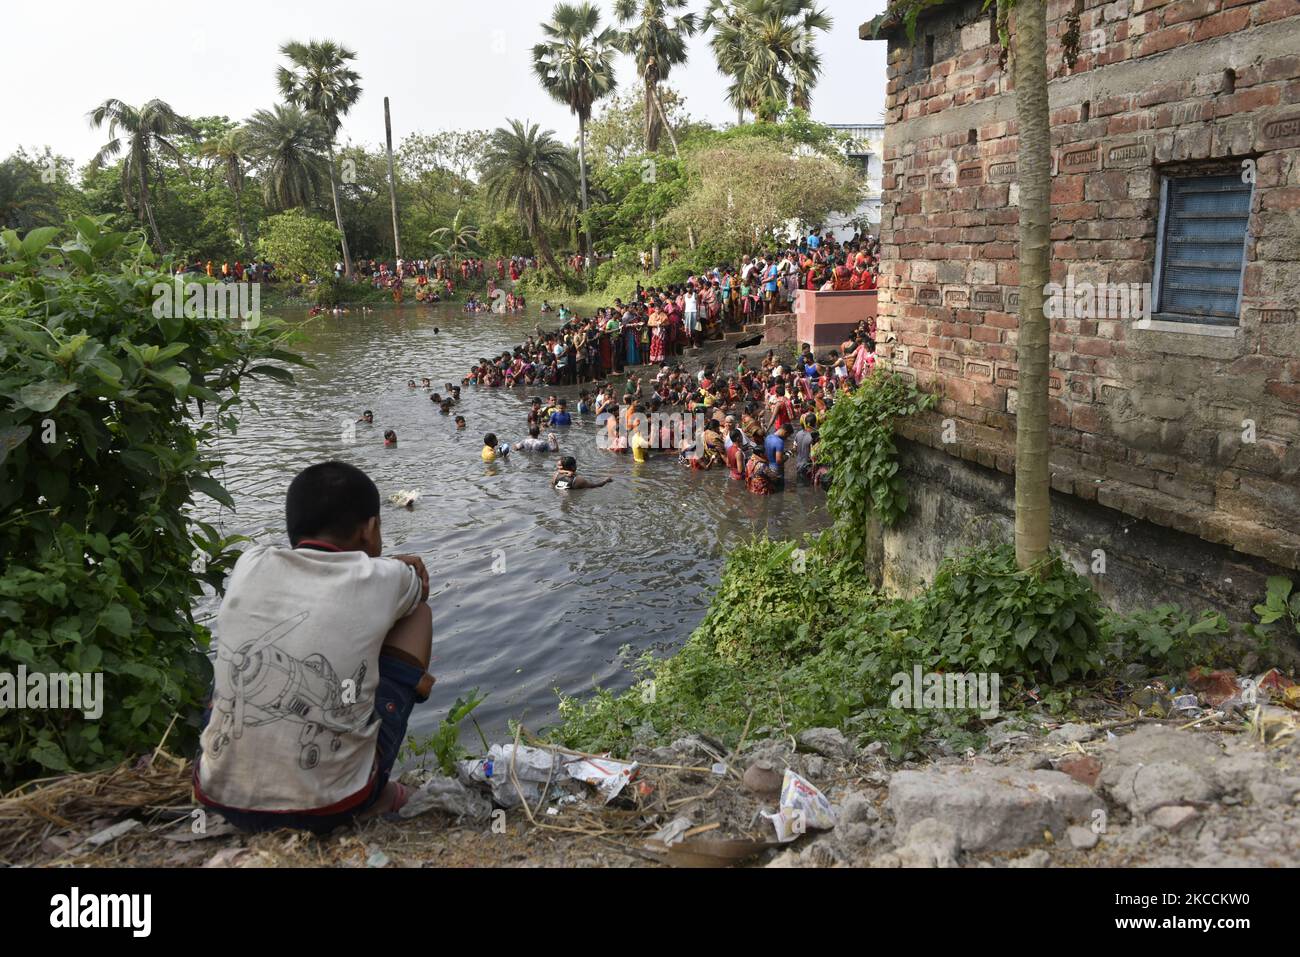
[429,209,480,260]
[532,2,619,266]
[613,0,697,154]
[199,127,255,258]
[702,0,832,123]
[480,120,578,275]
[244,105,330,211]
[88,98,196,250]
[0,154,63,231]
[276,39,362,280]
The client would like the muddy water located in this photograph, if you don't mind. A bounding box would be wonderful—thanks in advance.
[196,302,829,739]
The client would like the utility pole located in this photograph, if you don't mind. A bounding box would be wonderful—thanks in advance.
[384,96,402,259]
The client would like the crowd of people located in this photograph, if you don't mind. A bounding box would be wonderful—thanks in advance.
[449,231,882,496]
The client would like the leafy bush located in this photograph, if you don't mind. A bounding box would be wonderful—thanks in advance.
[0,218,305,785]
[1254,576,1300,638]
[256,209,340,281]
[817,370,936,547]
[403,689,487,776]
[1101,605,1230,674]
[552,534,1113,759]
[514,267,587,302]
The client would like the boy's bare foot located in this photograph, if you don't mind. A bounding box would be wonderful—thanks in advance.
[361,781,409,818]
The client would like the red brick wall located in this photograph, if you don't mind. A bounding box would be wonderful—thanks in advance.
[875,0,1300,570]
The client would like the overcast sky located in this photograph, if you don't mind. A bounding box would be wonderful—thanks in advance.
[3,0,889,169]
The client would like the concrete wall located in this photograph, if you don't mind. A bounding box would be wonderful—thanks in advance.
[872,0,1300,573]
[795,289,879,347]
[866,440,1295,630]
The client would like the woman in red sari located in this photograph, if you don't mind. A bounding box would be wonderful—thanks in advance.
[648,309,666,365]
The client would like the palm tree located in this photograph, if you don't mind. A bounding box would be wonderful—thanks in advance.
[429,209,480,260]
[0,154,63,231]
[244,105,331,211]
[480,120,578,275]
[199,127,255,258]
[1012,0,1052,568]
[533,2,619,267]
[88,98,196,250]
[702,0,832,122]
[276,39,362,280]
[613,0,697,154]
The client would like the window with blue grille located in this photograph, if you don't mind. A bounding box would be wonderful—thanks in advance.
[1153,173,1252,325]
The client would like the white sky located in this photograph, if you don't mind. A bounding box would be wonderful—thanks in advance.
[1,0,889,169]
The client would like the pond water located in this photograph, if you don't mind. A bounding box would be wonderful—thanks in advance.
[196,302,830,740]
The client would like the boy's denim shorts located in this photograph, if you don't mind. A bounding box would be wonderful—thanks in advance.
[206,652,426,835]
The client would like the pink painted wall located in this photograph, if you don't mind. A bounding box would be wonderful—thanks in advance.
[794,290,878,348]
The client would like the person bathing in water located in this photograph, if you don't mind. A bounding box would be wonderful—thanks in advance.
[513,426,560,453]
[551,455,611,490]
[482,433,509,462]
[194,461,435,832]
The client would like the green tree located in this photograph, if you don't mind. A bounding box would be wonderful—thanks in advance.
[429,209,480,260]
[666,133,859,258]
[258,208,342,280]
[702,0,833,123]
[613,0,697,153]
[0,149,77,231]
[88,98,197,250]
[533,1,620,264]
[277,39,362,280]
[244,104,330,212]
[481,120,579,274]
[198,127,255,258]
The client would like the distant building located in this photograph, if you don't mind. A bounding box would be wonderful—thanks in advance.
[824,122,886,237]
[861,0,1300,618]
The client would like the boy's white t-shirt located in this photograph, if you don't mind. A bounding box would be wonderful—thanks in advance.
[197,544,423,813]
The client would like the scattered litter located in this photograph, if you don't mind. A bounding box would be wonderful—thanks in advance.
[710,762,727,776]
[366,847,390,868]
[83,819,140,848]
[564,756,639,804]
[650,816,694,847]
[388,489,421,509]
[762,770,837,843]
[545,807,559,817]
[399,775,493,821]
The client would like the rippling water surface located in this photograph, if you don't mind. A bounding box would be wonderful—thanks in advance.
[196,302,829,738]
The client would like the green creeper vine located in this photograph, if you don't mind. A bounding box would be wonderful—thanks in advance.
[817,370,936,549]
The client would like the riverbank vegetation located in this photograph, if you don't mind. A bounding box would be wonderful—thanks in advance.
[0,222,304,786]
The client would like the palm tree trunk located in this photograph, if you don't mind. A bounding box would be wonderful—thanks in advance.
[384,97,402,259]
[532,212,562,275]
[578,116,592,269]
[138,164,163,252]
[232,172,252,260]
[1012,0,1052,570]
[326,143,354,281]
[651,88,694,251]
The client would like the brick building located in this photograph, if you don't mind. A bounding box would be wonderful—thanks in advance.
[861,0,1299,616]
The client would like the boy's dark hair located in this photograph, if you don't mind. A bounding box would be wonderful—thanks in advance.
[286,461,380,546]
[484,433,498,448]
[559,455,577,471]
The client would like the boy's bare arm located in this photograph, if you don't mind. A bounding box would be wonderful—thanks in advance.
[392,554,430,602]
